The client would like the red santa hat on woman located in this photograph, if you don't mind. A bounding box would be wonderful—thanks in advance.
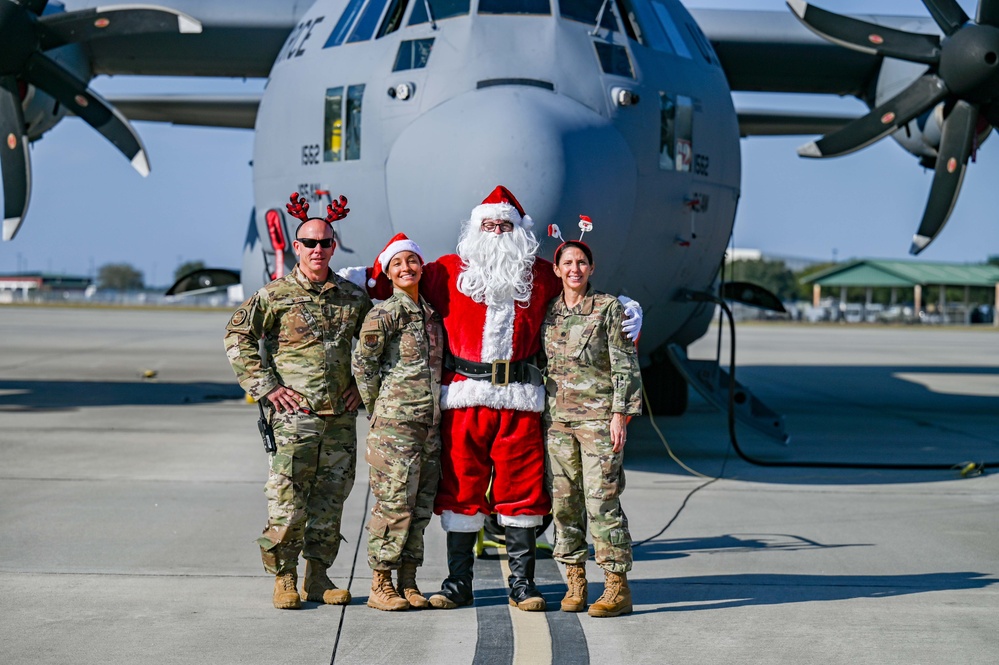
[367,233,424,288]
[469,185,534,230]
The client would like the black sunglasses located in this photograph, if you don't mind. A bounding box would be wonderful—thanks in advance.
[297,237,334,248]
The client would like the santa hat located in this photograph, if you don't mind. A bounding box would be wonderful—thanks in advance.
[368,233,424,288]
[469,185,534,230]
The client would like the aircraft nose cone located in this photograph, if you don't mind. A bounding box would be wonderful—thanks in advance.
[385,86,636,265]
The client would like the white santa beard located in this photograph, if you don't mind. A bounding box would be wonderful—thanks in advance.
[456,224,538,307]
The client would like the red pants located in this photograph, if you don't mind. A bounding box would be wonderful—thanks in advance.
[434,406,551,518]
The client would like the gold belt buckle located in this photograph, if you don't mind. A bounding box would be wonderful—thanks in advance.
[491,359,510,386]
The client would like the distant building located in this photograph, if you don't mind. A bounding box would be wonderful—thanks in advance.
[0,273,92,302]
[727,248,822,272]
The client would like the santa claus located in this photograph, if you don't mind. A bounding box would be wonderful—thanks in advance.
[360,185,641,611]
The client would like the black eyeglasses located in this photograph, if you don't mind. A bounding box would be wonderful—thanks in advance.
[297,237,334,248]
[480,221,514,232]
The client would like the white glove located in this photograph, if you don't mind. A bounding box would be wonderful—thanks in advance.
[618,295,643,342]
[336,265,368,289]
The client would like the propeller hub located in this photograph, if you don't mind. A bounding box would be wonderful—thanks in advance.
[939,24,999,101]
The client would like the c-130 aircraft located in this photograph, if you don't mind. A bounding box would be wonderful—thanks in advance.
[2,0,996,416]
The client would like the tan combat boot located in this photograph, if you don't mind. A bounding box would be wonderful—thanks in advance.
[301,560,351,605]
[273,572,302,610]
[397,561,429,609]
[560,563,588,612]
[368,569,410,611]
[588,570,632,618]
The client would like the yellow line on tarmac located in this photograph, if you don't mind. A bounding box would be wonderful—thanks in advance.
[499,553,553,665]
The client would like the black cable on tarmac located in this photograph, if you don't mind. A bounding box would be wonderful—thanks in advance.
[329,486,372,665]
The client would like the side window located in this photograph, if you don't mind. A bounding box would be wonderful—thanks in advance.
[393,38,435,71]
[594,42,633,78]
[659,93,692,171]
[324,87,344,162]
[345,85,365,161]
[479,0,551,15]
[324,85,366,162]
[559,0,617,30]
[409,0,471,26]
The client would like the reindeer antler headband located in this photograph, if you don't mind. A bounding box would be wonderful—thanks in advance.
[286,192,350,224]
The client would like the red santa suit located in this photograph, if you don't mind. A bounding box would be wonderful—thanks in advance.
[416,254,563,530]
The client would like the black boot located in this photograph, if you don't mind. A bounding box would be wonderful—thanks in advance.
[428,531,477,609]
[505,526,546,611]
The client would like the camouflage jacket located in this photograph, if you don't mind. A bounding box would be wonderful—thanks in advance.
[224,265,372,415]
[351,289,444,425]
[541,287,642,421]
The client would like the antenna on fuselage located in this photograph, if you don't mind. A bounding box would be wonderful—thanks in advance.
[423,0,438,30]
[589,0,613,35]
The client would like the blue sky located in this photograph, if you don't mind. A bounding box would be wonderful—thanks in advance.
[1,0,995,285]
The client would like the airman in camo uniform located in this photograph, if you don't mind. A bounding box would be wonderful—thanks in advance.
[225,203,372,610]
[542,240,642,618]
[351,235,444,611]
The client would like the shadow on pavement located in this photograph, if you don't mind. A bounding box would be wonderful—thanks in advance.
[0,379,243,411]
[629,571,998,612]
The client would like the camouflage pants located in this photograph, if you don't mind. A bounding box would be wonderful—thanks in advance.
[257,410,357,575]
[365,417,441,570]
[546,419,632,573]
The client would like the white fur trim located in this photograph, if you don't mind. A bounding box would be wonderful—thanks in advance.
[471,202,523,227]
[367,277,377,288]
[498,513,544,528]
[441,381,545,412]
[335,265,368,289]
[481,301,515,363]
[441,511,485,533]
[378,239,423,270]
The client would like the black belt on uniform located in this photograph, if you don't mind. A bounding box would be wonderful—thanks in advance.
[446,354,544,387]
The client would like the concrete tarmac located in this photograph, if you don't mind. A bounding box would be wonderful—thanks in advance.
[1,306,997,664]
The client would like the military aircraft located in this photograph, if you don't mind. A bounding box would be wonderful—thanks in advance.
[2,0,995,417]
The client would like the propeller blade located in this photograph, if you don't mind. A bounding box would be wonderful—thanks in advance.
[921,0,970,35]
[18,0,49,15]
[978,0,999,27]
[37,6,201,51]
[799,75,950,158]
[22,52,149,177]
[0,77,31,241]
[910,100,978,254]
[787,0,941,64]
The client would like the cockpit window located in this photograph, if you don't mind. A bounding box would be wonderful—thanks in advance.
[479,0,551,15]
[393,38,435,71]
[408,0,471,26]
[348,0,391,42]
[324,85,365,162]
[559,0,617,31]
[593,42,633,77]
[649,0,691,58]
[325,0,367,47]
[377,0,410,37]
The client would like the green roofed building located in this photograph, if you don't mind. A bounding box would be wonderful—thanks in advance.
[800,260,999,325]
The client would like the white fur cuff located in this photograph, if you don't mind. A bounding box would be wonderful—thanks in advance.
[441,511,485,533]
[498,513,544,528]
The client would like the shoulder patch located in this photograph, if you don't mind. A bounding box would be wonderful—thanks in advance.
[230,309,248,327]
[363,333,381,349]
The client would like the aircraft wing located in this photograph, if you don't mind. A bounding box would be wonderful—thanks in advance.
[65,0,305,77]
[690,8,937,97]
[107,95,261,129]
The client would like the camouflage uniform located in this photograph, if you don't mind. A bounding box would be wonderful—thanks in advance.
[541,287,642,573]
[224,265,372,575]
[352,289,445,571]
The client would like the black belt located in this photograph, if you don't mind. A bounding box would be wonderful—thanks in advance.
[447,354,544,387]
